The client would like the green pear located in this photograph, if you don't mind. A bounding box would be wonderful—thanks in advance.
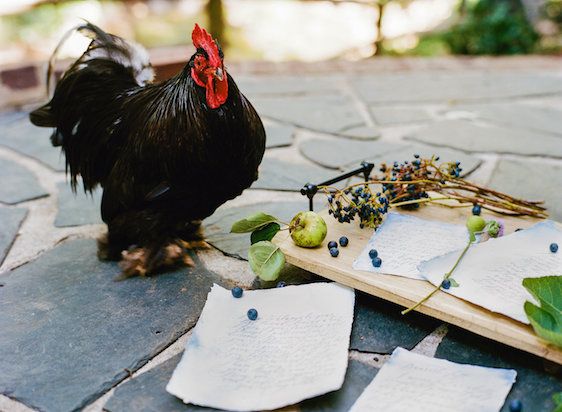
[289,211,327,248]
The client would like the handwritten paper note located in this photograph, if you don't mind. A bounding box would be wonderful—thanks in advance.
[420,220,562,323]
[354,213,470,279]
[350,347,516,412]
[166,283,355,411]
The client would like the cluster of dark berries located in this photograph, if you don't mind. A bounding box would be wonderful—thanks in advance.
[327,186,389,228]
[369,249,382,267]
[378,155,433,210]
[231,287,259,321]
[328,236,349,257]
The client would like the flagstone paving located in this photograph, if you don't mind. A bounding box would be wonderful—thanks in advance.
[1,63,561,411]
[265,124,295,148]
[350,292,440,354]
[0,207,26,265]
[0,157,48,204]
[55,183,103,227]
[0,239,224,412]
[406,119,562,158]
[435,327,562,412]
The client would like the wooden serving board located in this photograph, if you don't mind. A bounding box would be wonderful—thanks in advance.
[273,203,562,364]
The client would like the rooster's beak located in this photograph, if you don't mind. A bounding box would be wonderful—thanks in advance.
[214,67,224,81]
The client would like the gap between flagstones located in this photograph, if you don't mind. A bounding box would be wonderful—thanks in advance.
[349,323,449,369]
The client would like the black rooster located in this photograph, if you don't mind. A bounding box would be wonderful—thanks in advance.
[30,23,266,277]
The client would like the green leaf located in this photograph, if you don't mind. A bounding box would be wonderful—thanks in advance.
[250,222,281,244]
[230,212,279,233]
[248,241,285,281]
[553,392,562,406]
[449,278,460,287]
[524,302,562,348]
[523,276,562,322]
[522,276,562,347]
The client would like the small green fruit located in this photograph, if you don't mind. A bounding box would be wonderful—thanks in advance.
[289,211,327,248]
[466,215,486,234]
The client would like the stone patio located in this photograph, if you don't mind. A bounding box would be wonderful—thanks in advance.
[1,61,561,412]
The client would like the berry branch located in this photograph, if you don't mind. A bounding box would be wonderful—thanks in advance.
[320,155,547,229]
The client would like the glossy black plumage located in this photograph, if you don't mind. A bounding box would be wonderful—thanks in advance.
[30,23,265,273]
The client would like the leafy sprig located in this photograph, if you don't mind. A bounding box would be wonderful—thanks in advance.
[230,212,286,281]
[523,276,562,348]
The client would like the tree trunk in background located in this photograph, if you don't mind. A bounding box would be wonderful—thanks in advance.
[207,0,226,48]
[374,2,385,55]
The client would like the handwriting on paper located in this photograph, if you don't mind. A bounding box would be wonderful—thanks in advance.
[420,220,562,323]
[354,213,469,279]
[350,347,516,412]
[166,283,355,411]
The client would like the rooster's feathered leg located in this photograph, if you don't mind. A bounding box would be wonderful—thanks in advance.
[100,208,208,278]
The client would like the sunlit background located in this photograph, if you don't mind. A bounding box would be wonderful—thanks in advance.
[1,0,561,66]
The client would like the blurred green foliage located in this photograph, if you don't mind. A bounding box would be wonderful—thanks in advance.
[444,0,538,55]
[545,0,562,26]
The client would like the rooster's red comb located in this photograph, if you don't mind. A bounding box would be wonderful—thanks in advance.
[192,24,221,67]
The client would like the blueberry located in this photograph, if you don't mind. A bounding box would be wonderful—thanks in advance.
[372,257,382,268]
[327,241,338,250]
[550,243,559,253]
[441,279,451,290]
[368,249,378,259]
[339,236,349,247]
[509,399,522,412]
[276,281,286,288]
[329,247,339,257]
[472,204,481,216]
[247,308,258,321]
[231,287,243,298]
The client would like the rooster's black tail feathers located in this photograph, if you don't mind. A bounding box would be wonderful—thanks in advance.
[29,21,154,192]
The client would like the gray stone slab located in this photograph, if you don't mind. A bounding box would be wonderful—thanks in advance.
[351,292,440,354]
[0,111,27,126]
[265,124,295,148]
[252,93,365,134]
[488,158,562,221]
[252,157,336,191]
[105,353,218,412]
[371,107,432,125]
[0,207,26,265]
[204,200,304,260]
[0,157,48,205]
[0,239,222,412]
[338,126,381,140]
[353,72,562,104]
[1,117,65,171]
[55,182,103,227]
[435,326,562,412]
[236,76,341,97]
[406,120,562,158]
[299,138,401,169]
[452,103,562,137]
[300,359,379,412]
